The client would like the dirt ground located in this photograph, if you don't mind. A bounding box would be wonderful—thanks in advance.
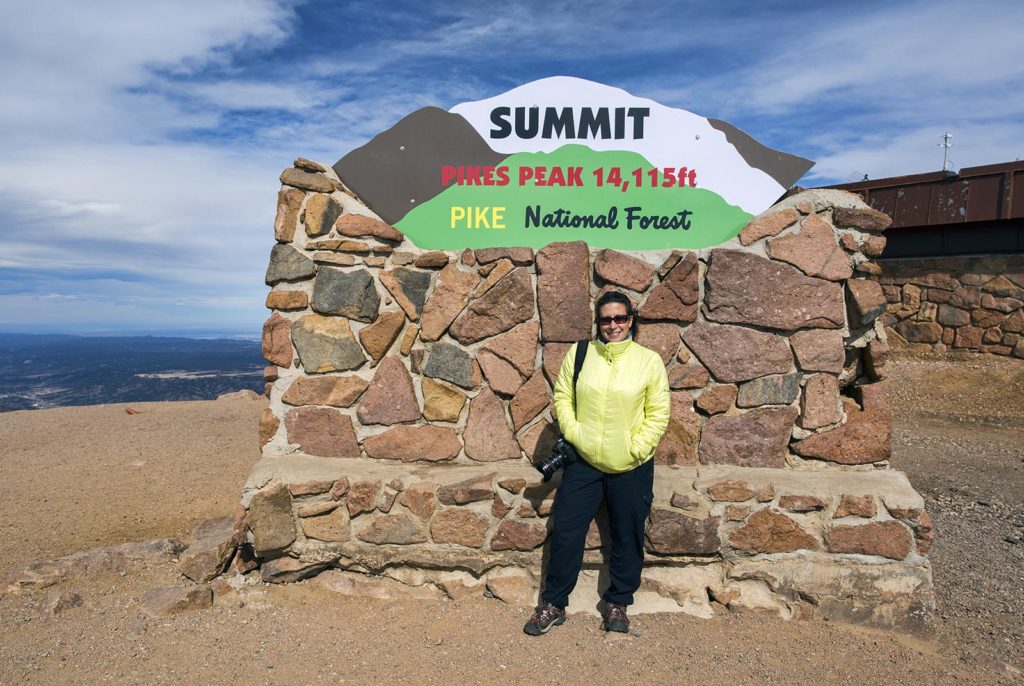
[0,351,1022,685]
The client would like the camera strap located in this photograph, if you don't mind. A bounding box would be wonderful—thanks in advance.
[571,339,589,417]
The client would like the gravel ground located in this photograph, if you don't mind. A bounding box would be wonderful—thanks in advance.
[0,352,1022,685]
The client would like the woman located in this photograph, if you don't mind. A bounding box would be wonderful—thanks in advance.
[524,290,670,635]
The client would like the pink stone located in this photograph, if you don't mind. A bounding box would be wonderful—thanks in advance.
[479,321,539,380]
[536,241,591,342]
[284,407,360,458]
[463,388,521,461]
[766,214,851,281]
[593,249,654,292]
[638,252,700,322]
[357,357,420,425]
[789,329,845,373]
[363,425,461,462]
[449,269,535,344]
[738,208,799,245]
[510,371,550,431]
[800,374,842,430]
[699,406,798,467]
[420,263,480,341]
[682,320,792,383]
[262,312,292,367]
[335,214,404,242]
[792,408,891,465]
[654,391,700,466]
[636,322,681,365]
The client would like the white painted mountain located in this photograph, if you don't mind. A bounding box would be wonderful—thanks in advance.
[450,76,812,216]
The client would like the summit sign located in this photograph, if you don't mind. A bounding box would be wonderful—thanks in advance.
[333,77,813,250]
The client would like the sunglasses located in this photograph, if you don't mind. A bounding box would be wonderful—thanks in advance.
[598,314,632,326]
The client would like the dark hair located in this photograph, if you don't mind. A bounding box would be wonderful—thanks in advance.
[595,290,639,341]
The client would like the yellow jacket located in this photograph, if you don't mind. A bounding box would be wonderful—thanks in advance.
[553,339,670,473]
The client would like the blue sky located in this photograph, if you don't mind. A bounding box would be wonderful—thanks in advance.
[1,0,1021,335]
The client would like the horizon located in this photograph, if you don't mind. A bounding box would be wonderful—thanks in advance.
[1,0,1021,334]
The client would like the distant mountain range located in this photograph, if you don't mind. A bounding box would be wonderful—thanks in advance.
[0,334,264,412]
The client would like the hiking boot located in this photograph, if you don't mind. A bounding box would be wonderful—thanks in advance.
[603,602,629,633]
[523,601,566,636]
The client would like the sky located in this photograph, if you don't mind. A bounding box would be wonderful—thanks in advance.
[0,0,1021,336]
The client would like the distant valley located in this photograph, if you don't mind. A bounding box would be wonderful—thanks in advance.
[0,334,264,412]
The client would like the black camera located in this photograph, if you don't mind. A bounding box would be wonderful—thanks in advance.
[534,437,580,482]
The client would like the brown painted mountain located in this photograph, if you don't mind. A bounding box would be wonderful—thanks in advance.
[333,107,509,225]
[707,119,813,190]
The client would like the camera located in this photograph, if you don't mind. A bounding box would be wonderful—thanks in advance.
[534,437,580,482]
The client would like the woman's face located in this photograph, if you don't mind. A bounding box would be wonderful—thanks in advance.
[598,302,632,343]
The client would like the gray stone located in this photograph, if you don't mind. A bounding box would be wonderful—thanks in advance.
[266,244,316,285]
[423,342,476,389]
[380,268,432,321]
[247,484,295,554]
[311,268,380,322]
[736,374,800,408]
[291,314,366,373]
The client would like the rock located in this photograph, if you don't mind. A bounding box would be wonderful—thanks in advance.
[738,208,800,245]
[835,495,876,518]
[420,263,480,341]
[261,557,329,583]
[767,214,851,281]
[291,314,366,373]
[542,342,573,385]
[450,269,535,344]
[437,474,495,505]
[670,493,699,510]
[355,513,428,544]
[312,252,357,267]
[280,167,334,193]
[380,268,432,321]
[826,520,912,560]
[473,258,515,297]
[266,244,316,285]
[593,249,654,292]
[357,357,420,425]
[258,409,279,447]
[637,323,681,365]
[792,408,891,465]
[430,509,489,548]
[481,322,539,379]
[179,517,236,583]
[778,495,826,512]
[800,374,842,429]
[847,279,887,325]
[282,375,367,407]
[861,235,886,257]
[261,313,292,367]
[265,290,309,311]
[358,310,406,363]
[285,406,360,458]
[696,385,737,415]
[311,268,380,322]
[363,425,461,462]
[491,520,548,551]
[982,293,1023,312]
[653,391,700,466]
[335,214,404,242]
[736,373,799,407]
[499,479,527,495]
[41,590,82,616]
[729,509,819,553]
[248,484,295,554]
[414,251,449,268]
[510,371,550,430]
[294,157,327,173]
[682,321,792,383]
[707,481,754,502]
[536,241,591,342]
[400,484,438,521]
[288,480,334,497]
[303,193,342,237]
[140,586,212,617]
[423,343,477,389]
[705,250,845,330]
[638,252,699,321]
[300,507,351,542]
[297,500,339,518]
[789,329,844,373]
[347,480,382,516]
[464,388,520,461]
[275,188,305,242]
[895,320,943,344]
[645,509,720,555]
[421,377,466,422]
[492,495,512,518]
[972,308,1005,328]
[475,247,534,265]
[1001,310,1024,333]
[953,326,983,349]
[936,304,970,327]
[478,350,526,396]
[864,338,890,380]
[832,207,892,232]
[517,421,560,462]
[699,406,798,467]
[486,572,537,605]
[400,325,419,355]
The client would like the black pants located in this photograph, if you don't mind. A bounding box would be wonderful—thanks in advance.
[541,457,654,609]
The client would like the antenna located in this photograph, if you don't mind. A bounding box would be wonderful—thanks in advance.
[938,132,954,172]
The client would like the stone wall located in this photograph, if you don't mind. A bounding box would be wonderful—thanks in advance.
[878,255,1024,356]
[242,159,934,633]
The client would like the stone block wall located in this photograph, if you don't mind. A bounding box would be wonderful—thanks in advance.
[877,254,1024,356]
[242,160,934,633]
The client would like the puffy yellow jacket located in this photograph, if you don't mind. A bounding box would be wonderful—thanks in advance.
[553,339,670,473]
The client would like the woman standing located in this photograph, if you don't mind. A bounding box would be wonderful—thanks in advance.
[524,290,670,635]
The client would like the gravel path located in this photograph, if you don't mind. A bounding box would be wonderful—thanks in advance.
[0,353,1022,685]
